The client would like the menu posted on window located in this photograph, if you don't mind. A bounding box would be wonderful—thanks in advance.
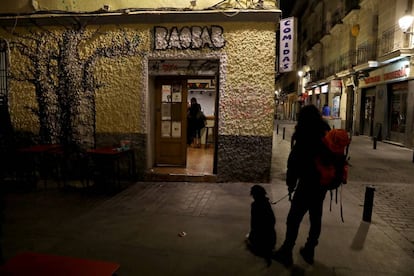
[162,85,171,102]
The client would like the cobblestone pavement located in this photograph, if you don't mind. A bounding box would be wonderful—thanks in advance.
[273,121,414,257]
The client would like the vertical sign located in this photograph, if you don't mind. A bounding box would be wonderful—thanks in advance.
[279,17,297,73]
[0,39,8,107]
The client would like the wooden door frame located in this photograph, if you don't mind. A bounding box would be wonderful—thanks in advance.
[148,72,219,175]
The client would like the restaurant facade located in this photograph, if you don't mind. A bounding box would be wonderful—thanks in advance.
[0,0,280,182]
[354,58,414,147]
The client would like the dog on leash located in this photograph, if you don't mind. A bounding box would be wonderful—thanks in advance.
[245,185,276,266]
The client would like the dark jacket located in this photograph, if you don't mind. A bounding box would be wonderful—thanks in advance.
[188,103,205,130]
[287,120,330,193]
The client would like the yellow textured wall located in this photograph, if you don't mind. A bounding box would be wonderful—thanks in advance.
[0,25,151,136]
[220,22,275,136]
[2,21,276,139]
[35,0,222,10]
[94,55,144,133]
[90,26,151,133]
[1,0,277,13]
[9,81,38,133]
[2,28,63,134]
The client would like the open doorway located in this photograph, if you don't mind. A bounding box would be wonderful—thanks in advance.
[147,59,218,181]
[185,77,216,174]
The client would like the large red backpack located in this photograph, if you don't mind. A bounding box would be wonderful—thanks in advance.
[315,129,351,190]
[315,129,351,222]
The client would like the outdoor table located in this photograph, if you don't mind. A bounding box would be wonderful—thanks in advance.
[86,147,135,190]
[16,144,63,188]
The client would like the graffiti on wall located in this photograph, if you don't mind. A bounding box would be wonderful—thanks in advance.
[3,24,143,148]
[153,26,225,50]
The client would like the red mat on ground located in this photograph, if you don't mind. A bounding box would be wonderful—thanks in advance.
[0,251,120,276]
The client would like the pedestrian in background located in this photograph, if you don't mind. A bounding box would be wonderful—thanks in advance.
[322,103,331,117]
[273,104,330,267]
[187,97,205,148]
[245,185,276,266]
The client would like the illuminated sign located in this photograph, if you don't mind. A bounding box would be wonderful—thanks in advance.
[383,67,407,80]
[361,60,409,86]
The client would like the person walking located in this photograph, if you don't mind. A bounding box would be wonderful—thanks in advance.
[273,104,330,267]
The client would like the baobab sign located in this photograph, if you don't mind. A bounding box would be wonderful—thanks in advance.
[153,25,226,50]
[279,17,297,73]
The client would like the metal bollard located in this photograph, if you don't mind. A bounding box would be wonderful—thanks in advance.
[282,127,286,140]
[276,124,279,135]
[363,186,376,222]
[373,137,377,149]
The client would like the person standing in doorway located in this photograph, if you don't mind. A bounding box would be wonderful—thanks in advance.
[273,104,330,267]
[187,97,205,148]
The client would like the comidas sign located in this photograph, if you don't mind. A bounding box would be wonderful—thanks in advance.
[279,17,296,73]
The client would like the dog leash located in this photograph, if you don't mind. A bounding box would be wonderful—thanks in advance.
[271,193,290,205]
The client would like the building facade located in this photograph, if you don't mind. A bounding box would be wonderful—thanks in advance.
[0,0,281,182]
[279,0,414,148]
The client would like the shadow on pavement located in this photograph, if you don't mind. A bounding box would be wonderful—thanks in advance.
[351,221,370,250]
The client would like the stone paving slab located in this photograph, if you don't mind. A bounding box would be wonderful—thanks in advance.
[2,179,414,275]
[2,122,414,275]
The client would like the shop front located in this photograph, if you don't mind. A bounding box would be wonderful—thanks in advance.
[357,58,414,147]
[305,82,343,130]
[0,2,280,182]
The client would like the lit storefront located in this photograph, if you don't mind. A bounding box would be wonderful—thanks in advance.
[0,1,281,182]
[356,58,414,147]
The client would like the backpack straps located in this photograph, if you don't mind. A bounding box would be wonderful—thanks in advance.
[340,184,344,222]
[329,190,333,212]
[328,185,345,223]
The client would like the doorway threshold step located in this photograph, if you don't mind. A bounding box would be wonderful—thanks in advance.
[144,173,216,183]
[169,173,204,176]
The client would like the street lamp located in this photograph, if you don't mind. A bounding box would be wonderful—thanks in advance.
[399,13,414,34]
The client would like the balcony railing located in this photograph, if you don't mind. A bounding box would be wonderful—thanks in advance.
[378,25,404,56]
[357,41,377,64]
[336,50,356,72]
[318,50,356,79]
[325,61,336,77]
